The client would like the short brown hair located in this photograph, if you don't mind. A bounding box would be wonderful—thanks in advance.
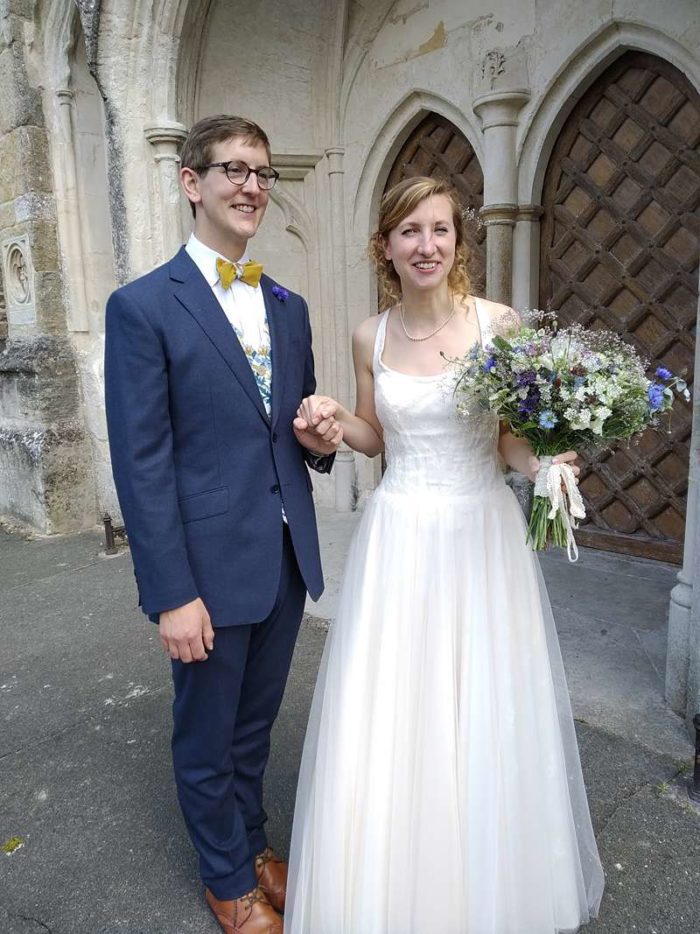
[369,176,472,310]
[179,115,272,216]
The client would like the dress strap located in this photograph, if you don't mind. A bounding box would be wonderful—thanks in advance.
[372,310,390,373]
[474,297,493,349]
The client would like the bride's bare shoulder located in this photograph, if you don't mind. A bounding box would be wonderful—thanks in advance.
[472,296,520,329]
[352,311,386,365]
[473,296,512,316]
[353,311,385,346]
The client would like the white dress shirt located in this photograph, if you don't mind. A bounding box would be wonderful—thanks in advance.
[185,233,269,357]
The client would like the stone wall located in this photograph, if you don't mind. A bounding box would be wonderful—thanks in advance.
[0,0,96,533]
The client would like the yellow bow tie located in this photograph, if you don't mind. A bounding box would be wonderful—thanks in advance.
[216,257,264,289]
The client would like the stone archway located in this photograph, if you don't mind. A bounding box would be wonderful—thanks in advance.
[540,51,700,563]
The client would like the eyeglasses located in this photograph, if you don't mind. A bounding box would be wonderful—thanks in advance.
[200,159,280,190]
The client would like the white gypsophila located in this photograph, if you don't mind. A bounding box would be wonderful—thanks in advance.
[551,334,583,362]
[583,354,604,373]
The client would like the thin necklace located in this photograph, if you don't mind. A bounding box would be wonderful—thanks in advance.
[399,294,456,342]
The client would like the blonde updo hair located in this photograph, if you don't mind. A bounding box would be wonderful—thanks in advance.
[369,176,472,311]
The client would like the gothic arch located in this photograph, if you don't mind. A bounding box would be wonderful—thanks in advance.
[268,188,315,253]
[518,21,700,207]
[352,90,484,239]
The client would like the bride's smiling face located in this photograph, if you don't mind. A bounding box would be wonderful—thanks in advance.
[383,194,456,293]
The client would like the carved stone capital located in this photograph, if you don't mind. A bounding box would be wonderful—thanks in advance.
[271,153,324,181]
[516,204,545,223]
[479,203,518,227]
[473,90,530,129]
[144,121,188,160]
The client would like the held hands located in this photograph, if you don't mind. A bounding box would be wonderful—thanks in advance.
[525,450,581,485]
[293,394,344,455]
[159,597,214,663]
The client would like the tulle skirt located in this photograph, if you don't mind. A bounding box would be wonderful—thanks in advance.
[286,482,604,933]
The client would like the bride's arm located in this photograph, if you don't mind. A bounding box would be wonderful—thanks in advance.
[498,428,540,482]
[499,430,581,484]
[295,318,384,458]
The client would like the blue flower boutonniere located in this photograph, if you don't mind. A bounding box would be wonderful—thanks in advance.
[271,284,289,302]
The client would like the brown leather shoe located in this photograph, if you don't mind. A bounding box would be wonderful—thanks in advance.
[205,886,283,934]
[255,847,288,914]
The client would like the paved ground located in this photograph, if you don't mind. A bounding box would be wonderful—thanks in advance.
[1,509,699,933]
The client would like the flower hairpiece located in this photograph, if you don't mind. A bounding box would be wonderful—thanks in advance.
[271,284,289,302]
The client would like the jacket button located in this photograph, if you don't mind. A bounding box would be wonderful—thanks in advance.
[272,432,278,443]
[270,484,280,494]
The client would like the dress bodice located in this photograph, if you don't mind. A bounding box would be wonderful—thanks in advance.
[373,299,504,498]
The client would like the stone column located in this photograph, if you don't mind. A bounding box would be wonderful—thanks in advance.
[0,11,95,532]
[145,121,188,263]
[325,147,355,511]
[512,204,544,311]
[56,88,89,332]
[473,91,530,305]
[666,289,700,720]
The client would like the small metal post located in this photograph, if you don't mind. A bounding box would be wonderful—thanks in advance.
[689,714,700,805]
[103,513,117,555]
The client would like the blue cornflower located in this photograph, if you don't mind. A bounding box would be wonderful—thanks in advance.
[538,410,558,429]
[271,284,289,302]
[483,356,497,373]
[648,383,665,413]
[655,366,672,381]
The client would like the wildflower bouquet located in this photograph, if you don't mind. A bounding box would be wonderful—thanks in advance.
[452,312,689,560]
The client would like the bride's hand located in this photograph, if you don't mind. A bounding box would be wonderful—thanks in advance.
[295,395,340,437]
[294,395,343,453]
[527,451,581,486]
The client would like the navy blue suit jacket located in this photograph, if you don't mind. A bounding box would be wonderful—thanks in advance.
[104,247,329,626]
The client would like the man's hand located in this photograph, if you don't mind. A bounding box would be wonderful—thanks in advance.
[159,597,214,663]
[293,395,343,455]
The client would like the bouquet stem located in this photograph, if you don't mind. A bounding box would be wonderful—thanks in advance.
[526,452,583,557]
[526,495,569,551]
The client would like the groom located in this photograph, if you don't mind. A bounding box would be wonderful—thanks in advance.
[105,115,340,933]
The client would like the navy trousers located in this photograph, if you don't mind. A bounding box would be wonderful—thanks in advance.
[171,525,306,899]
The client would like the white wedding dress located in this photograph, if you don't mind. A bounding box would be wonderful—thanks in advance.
[286,302,604,933]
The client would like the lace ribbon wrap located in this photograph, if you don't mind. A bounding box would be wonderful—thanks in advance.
[533,456,587,562]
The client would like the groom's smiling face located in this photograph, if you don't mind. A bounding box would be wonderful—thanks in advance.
[188,136,270,260]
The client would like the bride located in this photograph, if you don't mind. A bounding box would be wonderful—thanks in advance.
[286,176,605,933]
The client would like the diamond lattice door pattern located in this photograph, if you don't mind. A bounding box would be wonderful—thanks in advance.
[540,52,700,563]
[385,114,486,296]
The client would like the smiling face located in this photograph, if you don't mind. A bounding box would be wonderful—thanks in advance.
[383,194,457,295]
[181,136,270,260]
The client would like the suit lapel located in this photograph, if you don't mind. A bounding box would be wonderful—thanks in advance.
[262,276,288,431]
[170,249,270,425]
